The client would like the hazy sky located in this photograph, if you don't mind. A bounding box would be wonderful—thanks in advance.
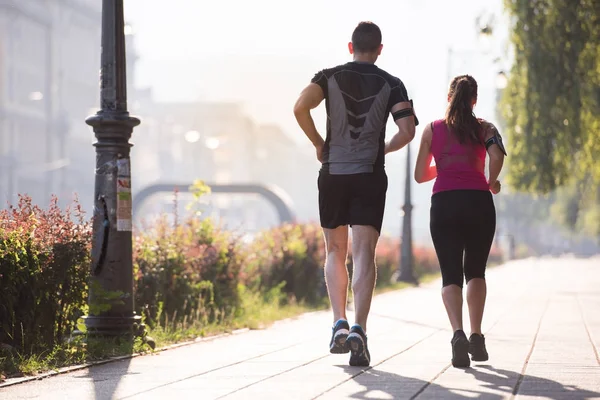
[122,0,510,241]
[123,0,507,138]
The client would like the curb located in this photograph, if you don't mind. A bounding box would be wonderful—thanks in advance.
[0,328,250,389]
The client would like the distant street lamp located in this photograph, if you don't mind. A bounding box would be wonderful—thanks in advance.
[184,130,201,143]
[82,0,142,337]
[29,91,44,101]
[496,71,508,90]
[396,142,417,284]
[205,137,221,150]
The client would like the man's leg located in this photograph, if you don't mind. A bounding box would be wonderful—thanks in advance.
[323,226,351,354]
[346,171,386,332]
[350,225,379,331]
[345,224,379,366]
[318,172,352,353]
[323,226,349,323]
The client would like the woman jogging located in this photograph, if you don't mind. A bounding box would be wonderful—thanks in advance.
[413,74,506,368]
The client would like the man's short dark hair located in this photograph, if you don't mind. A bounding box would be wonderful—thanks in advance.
[351,22,382,53]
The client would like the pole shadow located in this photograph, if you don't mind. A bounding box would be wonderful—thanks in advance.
[87,358,135,400]
[74,338,139,400]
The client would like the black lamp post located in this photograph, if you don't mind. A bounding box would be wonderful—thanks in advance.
[397,142,417,283]
[83,0,141,337]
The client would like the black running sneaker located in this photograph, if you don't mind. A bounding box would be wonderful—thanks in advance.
[451,330,470,368]
[329,319,350,354]
[347,325,370,367]
[469,333,489,362]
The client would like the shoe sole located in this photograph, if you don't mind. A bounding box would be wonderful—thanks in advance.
[452,338,470,368]
[469,344,489,362]
[347,334,370,367]
[469,351,489,362]
[330,329,349,354]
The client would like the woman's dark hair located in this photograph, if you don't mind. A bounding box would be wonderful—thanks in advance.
[445,75,482,144]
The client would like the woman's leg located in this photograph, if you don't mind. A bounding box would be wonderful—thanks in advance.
[463,192,496,362]
[442,284,464,331]
[466,279,487,335]
[430,192,471,367]
[464,192,496,336]
[430,193,466,331]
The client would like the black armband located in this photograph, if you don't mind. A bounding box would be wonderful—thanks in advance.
[392,108,413,120]
[485,134,507,156]
[392,99,419,126]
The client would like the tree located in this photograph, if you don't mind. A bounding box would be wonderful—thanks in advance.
[501,0,600,236]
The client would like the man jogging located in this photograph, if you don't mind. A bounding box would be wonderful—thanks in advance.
[293,21,417,367]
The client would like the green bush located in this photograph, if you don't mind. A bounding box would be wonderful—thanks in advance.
[0,195,90,354]
[134,217,244,330]
[243,223,326,306]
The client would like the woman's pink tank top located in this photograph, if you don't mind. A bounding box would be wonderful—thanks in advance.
[431,119,489,194]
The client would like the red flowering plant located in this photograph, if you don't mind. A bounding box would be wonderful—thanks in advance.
[242,222,327,306]
[133,184,244,330]
[0,195,91,354]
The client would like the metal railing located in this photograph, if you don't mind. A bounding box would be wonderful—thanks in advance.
[133,182,296,224]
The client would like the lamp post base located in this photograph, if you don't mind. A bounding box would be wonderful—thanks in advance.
[395,271,418,285]
[82,315,144,337]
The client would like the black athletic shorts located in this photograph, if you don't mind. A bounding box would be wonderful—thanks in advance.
[430,189,496,288]
[317,170,388,234]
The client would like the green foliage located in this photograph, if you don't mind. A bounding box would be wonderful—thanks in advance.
[550,180,600,236]
[87,281,126,316]
[189,179,212,200]
[134,216,242,330]
[244,223,326,306]
[186,179,212,218]
[0,196,90,356]
[501,0,600,234]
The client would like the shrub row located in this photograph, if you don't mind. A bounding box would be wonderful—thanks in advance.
[1,195,503,360]
[0,196,89,356]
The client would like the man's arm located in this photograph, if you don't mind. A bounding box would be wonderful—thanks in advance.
[293,83,325,152]
[384,101,416,154]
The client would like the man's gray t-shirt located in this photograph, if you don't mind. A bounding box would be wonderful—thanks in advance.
[312,61,410,175]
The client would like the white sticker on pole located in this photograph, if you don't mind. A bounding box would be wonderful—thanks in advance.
[116,159,132,231]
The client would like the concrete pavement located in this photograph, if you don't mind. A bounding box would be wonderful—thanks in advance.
[1,257,599,399]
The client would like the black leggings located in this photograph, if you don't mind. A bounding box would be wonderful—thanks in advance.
[430,190,496,288]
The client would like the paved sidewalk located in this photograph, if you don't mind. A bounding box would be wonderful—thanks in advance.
[2,257,600,399]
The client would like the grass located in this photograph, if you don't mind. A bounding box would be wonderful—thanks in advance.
[0,271,441,382]
[0,335,149,381]
[145,284,329,346]
[0,285,326,382]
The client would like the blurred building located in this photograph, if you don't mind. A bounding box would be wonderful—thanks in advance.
[0,0,101,209]
[0,3,317,231]
[250,124,318,223]
[132,100,318,231]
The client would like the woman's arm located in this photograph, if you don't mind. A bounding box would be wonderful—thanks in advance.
[482,121,505,191]
[414,123,437,183]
